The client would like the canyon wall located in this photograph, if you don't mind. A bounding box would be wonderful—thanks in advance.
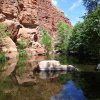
[0,0,72,36]
[38,0,72,37]
[0,0,38,27]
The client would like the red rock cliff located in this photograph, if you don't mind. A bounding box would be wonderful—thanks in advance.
[37,0,72,37]
[0,0,72,36]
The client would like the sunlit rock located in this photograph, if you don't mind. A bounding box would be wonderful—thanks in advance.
[97,64,100,71]
[1,36,18,59]
[35,60,79,72]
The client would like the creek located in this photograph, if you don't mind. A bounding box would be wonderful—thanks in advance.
[0,55,100,100]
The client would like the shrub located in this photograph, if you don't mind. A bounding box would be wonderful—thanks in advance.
[17,38,29,49]
[0,23,11,38]
[0,51,7,63]
[0,51,7,70]
[18,50,28,58]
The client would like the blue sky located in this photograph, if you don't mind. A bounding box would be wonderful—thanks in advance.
[52,0,86,26]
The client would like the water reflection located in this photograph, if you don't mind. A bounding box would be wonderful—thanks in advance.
[37,71,67,79]
[0,58,17,81]
[0,55,100,100]
[51,80,87,100]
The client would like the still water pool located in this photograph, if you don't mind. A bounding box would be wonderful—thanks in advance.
[0,55,100,100]
[51,80,87,100]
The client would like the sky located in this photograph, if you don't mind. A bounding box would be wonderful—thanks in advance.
[52,0,86,26]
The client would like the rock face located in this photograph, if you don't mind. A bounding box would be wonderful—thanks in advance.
[0,59,17,81]
[0,0,72,37]
[38,0,72,37]
[0,0,38,27]
[0,0,72,56]
[1,36,18,58]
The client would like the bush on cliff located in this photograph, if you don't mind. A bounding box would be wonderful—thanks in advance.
[0,23,11,38]
[18,50,28,58]
[0,23,11,46]
[17,38,29,49]
[0,51,7,63]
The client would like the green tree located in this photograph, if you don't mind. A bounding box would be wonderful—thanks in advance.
[81,5,100,56]
[57,21,72,53]
[68,22,84,54]
[83,0,100,13]
[41,29,52,54]
[68,6,100,58]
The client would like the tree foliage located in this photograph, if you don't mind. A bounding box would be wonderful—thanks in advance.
[68,5,100,57]
[57,21,72,53]
[40,29,52,54]
[68,22,84,53]
[81,5,100,56]
[83,0,100,13]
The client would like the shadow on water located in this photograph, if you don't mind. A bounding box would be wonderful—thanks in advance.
[73,71,100,100]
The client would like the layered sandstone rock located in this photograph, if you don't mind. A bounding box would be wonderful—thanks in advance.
[0,0,38,27]
[0,0,72,36]
[0,0,72,56]
[38,0,72,37]
[1,36,18,58]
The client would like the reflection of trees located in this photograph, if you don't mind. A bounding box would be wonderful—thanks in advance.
[0,59,17,81]
[0,58,18,99]
[72,72,100,100]
[58,71,100,100]
[57,71,100,99]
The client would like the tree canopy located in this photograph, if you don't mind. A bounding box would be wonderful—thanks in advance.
[68,5,100,58]
[40,29,52,54]
[57,21,72,53]
[83,0,100,13]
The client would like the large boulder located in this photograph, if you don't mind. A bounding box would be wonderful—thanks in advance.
[34,60,79,72]
[2,19,23,28]
[61,65,79,72]
[0,59,17,81]
[1,36,18,59]
[1,19,23,42]
[37,60,61,71]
